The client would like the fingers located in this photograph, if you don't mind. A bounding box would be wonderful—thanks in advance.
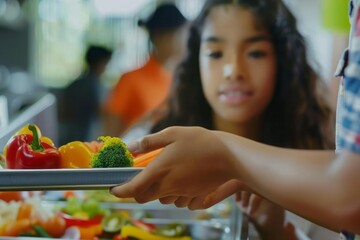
[127,127,177,154]
[110,167,165,200]
[133,182,164,203]
[160,196,205,209]
[235,192,241,202]
[248,194,262,215]
[284,222,299,240]
[147,180,243,210]
[202,179,243,209]
[187,180,242,210]
[159,196,178,204]
[174,197,193,208]
[241,191,251,209]
[188,195,208,210]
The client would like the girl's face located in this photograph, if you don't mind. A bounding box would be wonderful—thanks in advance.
[199,4,276,126]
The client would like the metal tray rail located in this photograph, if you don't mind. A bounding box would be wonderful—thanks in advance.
[0,168,142,191]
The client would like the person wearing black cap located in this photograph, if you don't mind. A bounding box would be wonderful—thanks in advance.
[104,3,188,137]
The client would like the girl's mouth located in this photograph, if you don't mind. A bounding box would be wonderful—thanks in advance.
[219,90,253,104]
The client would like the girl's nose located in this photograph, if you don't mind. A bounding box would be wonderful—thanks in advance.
[223,64,233,78]
[223,56,246,81]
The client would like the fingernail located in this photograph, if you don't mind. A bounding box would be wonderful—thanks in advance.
[109,184,121,194]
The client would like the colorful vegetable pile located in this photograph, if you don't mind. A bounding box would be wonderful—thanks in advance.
[1,123,162,170]
[0,194,192,240]
[0,123,171,239]
[0,196,66,238]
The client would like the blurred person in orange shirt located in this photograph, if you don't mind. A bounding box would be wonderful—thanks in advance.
[103,3,188,137]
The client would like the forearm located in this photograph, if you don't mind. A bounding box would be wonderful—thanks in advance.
[215,131,360,232]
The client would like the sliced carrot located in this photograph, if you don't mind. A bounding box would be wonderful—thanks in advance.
[133,148,163,167]
[63,191,76,199]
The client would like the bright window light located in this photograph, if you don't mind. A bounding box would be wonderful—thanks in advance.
[92,0,151,17]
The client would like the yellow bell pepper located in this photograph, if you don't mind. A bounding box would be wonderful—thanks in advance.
[3,124,54,157]
[121,225,192,240]
[58,141,93,168]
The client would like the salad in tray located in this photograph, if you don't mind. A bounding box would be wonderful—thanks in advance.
[0,194,192,240]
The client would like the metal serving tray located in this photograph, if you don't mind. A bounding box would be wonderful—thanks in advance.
[0,168,142,191]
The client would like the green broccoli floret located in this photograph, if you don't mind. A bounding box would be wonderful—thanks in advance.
[91,136,134,168]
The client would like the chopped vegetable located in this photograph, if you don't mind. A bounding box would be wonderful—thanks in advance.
[62,197,82,216]
[32,225,52,238]
[0,192,23,203]
[156,223,187,237]
[59,212,103,228]
[0,196,66,238]
[16,203,35,220]
[91,136,134,168]
[85,141,103,152]
[102,212,127,233]
[60,197,108,231]
[131,219,156,233]
[0,154,5,168]
[38,215,66,238]
[133,148,163,167]
[1,219,32,237]
[82,198,101,219]
[62,197,106,219]
[75,224,102,239]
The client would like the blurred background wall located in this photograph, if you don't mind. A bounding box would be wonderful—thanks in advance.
[0,0,349,88]
[0,0,350,145]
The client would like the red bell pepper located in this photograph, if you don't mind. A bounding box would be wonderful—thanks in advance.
[5,124,61,169]
[58,212,103,228]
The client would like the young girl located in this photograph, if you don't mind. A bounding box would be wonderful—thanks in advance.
[149,0,334,239]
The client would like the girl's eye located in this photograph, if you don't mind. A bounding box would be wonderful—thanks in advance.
[248,50,267,58]
[207,51,223,59]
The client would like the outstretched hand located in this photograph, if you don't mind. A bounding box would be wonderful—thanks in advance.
[110,126,244,209]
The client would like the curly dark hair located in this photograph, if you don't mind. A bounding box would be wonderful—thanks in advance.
[151,0,334,149]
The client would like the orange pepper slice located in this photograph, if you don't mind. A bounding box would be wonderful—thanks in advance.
[58,141,93,168]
